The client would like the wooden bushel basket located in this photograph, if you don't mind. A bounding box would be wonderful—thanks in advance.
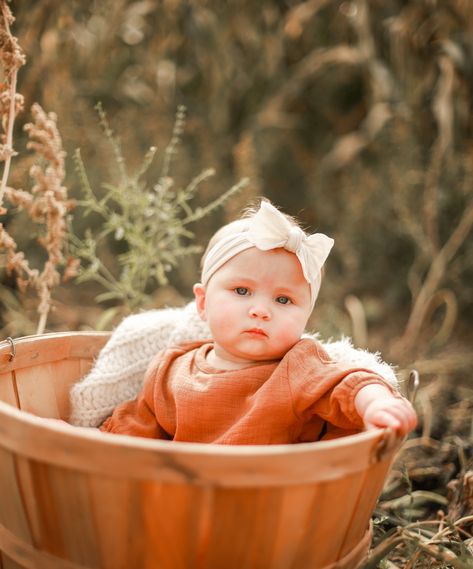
[0,332,401,569]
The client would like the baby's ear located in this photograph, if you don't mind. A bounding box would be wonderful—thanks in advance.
[193,283,207,320]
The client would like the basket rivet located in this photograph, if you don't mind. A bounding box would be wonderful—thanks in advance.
[6,337,16,361]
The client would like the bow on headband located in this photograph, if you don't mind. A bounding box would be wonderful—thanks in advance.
[201,200,334,306]
[246,201,334,286]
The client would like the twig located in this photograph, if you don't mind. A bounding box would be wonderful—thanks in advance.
[0,0,25,205]
[0,68,18,204]
[423,56,455,251]
[344,294,368,348]
[398,198,473,353]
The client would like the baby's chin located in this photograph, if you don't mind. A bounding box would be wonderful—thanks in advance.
[238,341,300,362]
[209,349,274,370]
[225,348,286,366]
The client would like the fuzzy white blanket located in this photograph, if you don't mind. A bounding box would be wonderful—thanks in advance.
[69,301,398,427]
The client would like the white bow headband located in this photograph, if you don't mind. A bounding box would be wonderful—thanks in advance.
[201,201,334,306]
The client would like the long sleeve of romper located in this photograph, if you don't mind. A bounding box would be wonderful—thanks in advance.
[287,339,399,431]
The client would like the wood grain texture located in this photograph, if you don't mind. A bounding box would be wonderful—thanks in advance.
[0,448,32,546]
[0,524,89,569]
[0,552,27,569]
[13,360,81,419]
[0,372,17,409]
[88,476,145,569]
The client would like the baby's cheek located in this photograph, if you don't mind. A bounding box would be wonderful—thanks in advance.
[275,325,303,347]
[287,312,308,335]
[210,311,237,336]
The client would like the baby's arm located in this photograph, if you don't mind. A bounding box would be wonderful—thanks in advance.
[311,335,398,389]
[354,384,417,436]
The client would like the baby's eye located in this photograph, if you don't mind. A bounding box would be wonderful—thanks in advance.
[275,296,291,305]
[234,287,249,296]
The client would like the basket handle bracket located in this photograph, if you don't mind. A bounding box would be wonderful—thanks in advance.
[6,337,16,361]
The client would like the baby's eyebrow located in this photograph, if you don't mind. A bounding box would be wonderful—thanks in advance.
[223,275,307,293]
[225,276,256,284]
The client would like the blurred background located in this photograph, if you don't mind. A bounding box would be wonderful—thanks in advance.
[2,0,473,382]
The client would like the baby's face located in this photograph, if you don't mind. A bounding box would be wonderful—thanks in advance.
[194,247,312,368]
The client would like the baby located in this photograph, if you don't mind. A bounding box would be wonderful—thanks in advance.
[100,200,416,443]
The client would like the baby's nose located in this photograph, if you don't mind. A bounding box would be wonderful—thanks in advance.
[249,304,271,320]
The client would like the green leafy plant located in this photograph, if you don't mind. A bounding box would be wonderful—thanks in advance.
[72,103,248,320]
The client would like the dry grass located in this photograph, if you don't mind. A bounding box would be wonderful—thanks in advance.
[365,390,473,567]
[0,0,76,334]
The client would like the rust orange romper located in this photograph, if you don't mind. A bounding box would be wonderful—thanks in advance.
[100,339,394,444]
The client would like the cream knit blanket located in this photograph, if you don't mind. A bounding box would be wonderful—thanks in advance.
[69,301,398,427]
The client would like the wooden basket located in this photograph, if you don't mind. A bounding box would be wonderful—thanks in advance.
[0,332,401,569]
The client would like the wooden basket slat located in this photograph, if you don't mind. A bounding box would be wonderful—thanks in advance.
[46,359,82,420]
[0,372,17,409]
[141,482,205,569]
[302,473,368,567]
[0,553,25,569]
[19,460,65,558]
[338,455,393,558]
[18,460,101,567]
[13,457,44,554]
[51,360,82,420]
[79,358,95,380]
[0,333,108,374]
[67,335,109,359]
[203,486,283,569]
[13,360,82,420]
[88,476,145,569]
[14,364,61,419]
[246,487,286,568]
[41,467,101,567]
[0,448,32,545]
[0,523,89,569]
[268,484,319,569]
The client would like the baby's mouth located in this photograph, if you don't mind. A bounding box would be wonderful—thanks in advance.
[244,328,268,337]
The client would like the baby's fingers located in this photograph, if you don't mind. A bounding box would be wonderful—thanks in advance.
[365,410,401,431]
[365,401,417,436]
[389,400,417,433]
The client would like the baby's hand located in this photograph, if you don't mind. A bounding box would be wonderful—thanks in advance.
[355,384,417,437]
[362,397,417,436]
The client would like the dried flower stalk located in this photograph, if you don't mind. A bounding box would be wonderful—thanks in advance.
[0,0,25,205]
[0,0,76,334]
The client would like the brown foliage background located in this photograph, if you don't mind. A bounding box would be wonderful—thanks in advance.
[3,0,473,374]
